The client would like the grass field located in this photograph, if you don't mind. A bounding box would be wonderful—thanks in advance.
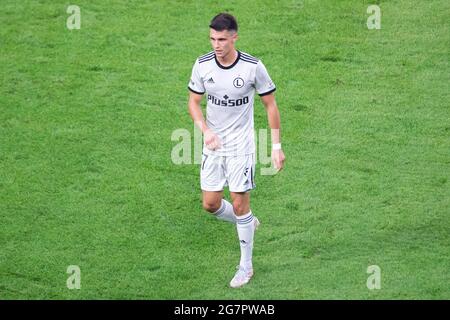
[0,0,449,299]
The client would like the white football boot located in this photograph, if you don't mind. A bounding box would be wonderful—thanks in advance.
[230,265,254,288]
[254,216,260,230]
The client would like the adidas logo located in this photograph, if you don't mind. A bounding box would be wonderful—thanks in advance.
[243,167,249,176]
[207,77,215,84]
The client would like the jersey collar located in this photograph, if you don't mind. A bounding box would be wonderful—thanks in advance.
[215,50,241,70]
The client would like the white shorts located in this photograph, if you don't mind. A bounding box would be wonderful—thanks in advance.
[200,153,256,193]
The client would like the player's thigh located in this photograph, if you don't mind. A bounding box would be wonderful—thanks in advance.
[230,191,250,215]
[226,153,256,193]
[200,154,227,193]
[202,190,223,212]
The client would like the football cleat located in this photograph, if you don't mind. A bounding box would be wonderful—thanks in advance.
[253,216,260,230]
[230,265,254,288]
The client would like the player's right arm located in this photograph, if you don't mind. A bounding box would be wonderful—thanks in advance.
[188,91,207,132]
[187,59,221,150]
[188,91,221,151]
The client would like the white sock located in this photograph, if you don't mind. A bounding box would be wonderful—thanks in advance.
[235,211,255,270]
[214,199,237,224]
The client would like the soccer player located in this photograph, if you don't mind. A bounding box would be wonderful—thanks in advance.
[187,13,285,288]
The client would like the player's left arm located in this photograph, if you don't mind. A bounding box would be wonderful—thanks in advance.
[260,93,285,171]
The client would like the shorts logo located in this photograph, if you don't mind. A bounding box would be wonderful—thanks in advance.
[233,77,244,88]
[243,167,249,176]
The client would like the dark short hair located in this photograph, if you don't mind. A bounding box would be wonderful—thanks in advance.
[209,13,238,32]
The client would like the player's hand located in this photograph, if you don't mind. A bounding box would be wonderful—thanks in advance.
[204,129,222,151]
[272,149,285,172]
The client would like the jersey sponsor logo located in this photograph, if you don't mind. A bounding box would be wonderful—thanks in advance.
[233,77,245,88]
[207,94,249,107]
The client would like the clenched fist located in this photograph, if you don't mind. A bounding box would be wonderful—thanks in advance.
[204,129,222,151]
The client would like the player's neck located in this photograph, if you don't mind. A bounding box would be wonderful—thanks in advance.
[216,49,238,67]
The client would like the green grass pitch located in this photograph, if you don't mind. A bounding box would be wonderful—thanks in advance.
[0,0,449,299]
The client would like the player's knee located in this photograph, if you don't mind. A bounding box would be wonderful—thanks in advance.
[203,200,221,213]
[232,201,248,215]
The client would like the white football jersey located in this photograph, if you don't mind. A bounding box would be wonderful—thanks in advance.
[188,50,276,156]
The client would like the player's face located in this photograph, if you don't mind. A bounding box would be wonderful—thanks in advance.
[209,29,237,59]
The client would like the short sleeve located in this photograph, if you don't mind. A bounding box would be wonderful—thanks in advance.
[255,60,276,96]
[188,60,205,95]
